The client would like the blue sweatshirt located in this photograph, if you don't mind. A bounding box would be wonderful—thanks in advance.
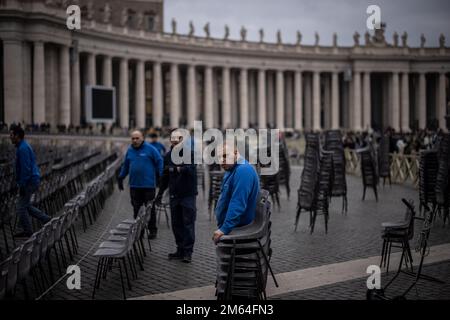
[119,141,164,188]
[150,141,166,157]
[215,159,260,235]
[15,140,40,188]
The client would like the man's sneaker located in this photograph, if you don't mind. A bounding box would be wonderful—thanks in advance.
[13,231,32,238]
[168,252,183,260]
[182,256,192,263]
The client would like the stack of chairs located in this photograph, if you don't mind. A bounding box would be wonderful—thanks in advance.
[324,130,348,214]
[295,133,320,231]
[259,169,280,210]
[309,149,334,234]
[208,170,224,220]
[0,194,18,259]
[357,146,379,201]
[215,190,278,300]
[196,164,206,196]
[378,134,392,186]
[277,140,291,199]
[435,133,450,224]
[418,150,438,215]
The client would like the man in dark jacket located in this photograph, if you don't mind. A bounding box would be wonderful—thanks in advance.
[10,125,51,238]
[118,130,164,238]
[156,129,197,263]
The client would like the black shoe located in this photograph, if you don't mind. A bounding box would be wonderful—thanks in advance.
[168,252,183,260]
[14,231,32,238]
[182,256,192,263]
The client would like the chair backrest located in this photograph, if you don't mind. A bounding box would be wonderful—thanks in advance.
[0,256,12,300]
[401,198,417,240]
[17,236,34,281]
[31,230,44,267]
[6,246,21,293]
[40,223,52,256]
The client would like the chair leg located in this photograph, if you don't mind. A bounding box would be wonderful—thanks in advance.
[117,259,127,300]
[121,257,132,290]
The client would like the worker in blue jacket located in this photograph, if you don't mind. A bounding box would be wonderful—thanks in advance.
[149,132,166,157]
[156,129,197,263]
[10,125,51,238]
[118,130,164,238]
[213,142,260,244]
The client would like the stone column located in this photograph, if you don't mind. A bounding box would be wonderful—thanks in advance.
[418,72,427,129]
[71,46,81,126]
[276,70,285,130]
[312,71,321,131]
[323,76,331,129]
[363,72,371,131]
[204,66,214,128]
[187,64,197,129]
[169,63,180,128]
[294,70,303,131]
[59,45,71,126]
[401,72,410,132]
[222,66,231,128]
[438,72,447,130]
[102,55,112,87]
[119,58,129,128]
[86,52,96,85]
[391,72,400,131]
[153,61,163,128]
[3,40,23,124]
[135,60,146,128]
[33,41,46,125]
[331,71,339,129]
[239,68,249,128]
[304,74,312,131]
[353,71,362,131]
[257,69,267,129]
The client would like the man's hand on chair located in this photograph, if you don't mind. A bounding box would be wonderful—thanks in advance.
[213,229,224,244]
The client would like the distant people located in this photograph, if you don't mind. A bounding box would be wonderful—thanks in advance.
[149,132,166,157]
[212,142,260,244]
[10,125,51,238]
[156,129,197,263]
[118,130,163,238]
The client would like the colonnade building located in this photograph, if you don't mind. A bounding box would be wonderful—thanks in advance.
[1,0,449,132]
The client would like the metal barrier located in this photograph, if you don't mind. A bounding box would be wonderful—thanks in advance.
[345,149,419,187]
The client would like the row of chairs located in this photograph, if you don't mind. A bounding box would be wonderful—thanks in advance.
[0,154,122,299]
[92,202,155,300]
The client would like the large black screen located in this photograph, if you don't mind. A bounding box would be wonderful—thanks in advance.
[92,88,114,119]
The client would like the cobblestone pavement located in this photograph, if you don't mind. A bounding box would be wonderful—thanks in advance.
[34,166,450,300]
[270,260,450,300]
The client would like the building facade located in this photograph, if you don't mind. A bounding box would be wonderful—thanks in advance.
[1,0,449,131]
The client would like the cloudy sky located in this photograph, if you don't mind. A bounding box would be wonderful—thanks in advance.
[164,0,450,47]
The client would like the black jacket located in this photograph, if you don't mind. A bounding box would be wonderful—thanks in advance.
[157,147,197,199]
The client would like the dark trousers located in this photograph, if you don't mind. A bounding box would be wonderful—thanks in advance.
[170,196,196,256]
[130,187,156,231]
[17,183,51,234]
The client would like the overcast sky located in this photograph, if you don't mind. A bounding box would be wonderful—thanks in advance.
[163,0,450,47]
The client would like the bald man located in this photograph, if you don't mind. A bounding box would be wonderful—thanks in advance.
[212,142,260,244]
[118,130,164,238]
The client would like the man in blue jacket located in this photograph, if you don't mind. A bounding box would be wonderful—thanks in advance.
[156,129,197,263]
[149,132,166,157]
[10,125,51,238]
[118,130,164,238]
[213,142,260,244]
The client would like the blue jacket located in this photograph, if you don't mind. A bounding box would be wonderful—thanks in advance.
[15,140,40,188]
[215,159,260,235]
[150,141,166,157]
[119,141,164,188]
